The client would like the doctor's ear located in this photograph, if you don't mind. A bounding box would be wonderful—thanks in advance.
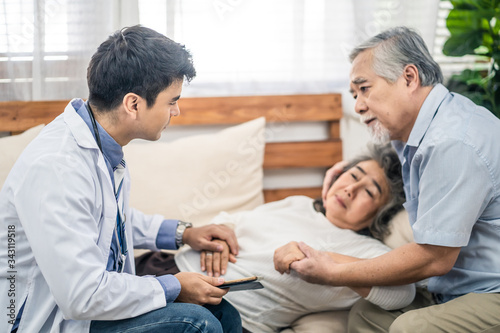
[122,93,143,119]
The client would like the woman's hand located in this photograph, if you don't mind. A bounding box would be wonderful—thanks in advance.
[274,241,306,274]
[289,242,337,285]
[183,224,239,256]
[200,239,237,277]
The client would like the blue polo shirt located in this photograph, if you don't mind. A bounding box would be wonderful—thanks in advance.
[393,84,500,302]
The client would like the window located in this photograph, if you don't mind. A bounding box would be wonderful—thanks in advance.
[138,0,355,97]
[1,0,479,102]
[0,0,113,101]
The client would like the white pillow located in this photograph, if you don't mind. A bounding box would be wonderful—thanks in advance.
[124,117,266,227]
[0,125,45,189]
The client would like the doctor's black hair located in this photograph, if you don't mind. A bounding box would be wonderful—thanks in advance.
[87,25,196,112]
[314,143,405,241]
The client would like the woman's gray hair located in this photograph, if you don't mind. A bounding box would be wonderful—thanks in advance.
[315,143,405,241]
[349,26,443,87]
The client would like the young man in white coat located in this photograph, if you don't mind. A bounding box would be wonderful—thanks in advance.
[0,25,242,333]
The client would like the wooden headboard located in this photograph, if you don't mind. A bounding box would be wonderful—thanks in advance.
[0,94,342,202]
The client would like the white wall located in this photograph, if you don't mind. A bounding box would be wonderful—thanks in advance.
[340,90,372,161]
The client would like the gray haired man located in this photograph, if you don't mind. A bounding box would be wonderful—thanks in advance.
[311,26,500,332]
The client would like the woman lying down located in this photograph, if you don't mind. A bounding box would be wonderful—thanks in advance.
[136,144,415,333]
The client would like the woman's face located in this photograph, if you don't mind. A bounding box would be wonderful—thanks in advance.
[324,159,390,231]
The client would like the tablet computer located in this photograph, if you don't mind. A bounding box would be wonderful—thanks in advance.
[218,276,264,291]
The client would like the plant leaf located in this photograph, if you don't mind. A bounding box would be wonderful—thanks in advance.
[443,31,485,56]
[450,0,498,10]
[449,0,480,10]
[447,9,495,34]
[444,0,500,119]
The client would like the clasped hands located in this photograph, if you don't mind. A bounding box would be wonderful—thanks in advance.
[273,241,337,285]
[196,231,337,285]
[175,224,239,305]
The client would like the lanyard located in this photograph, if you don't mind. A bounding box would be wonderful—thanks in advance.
[114,167,128,273]
[86,102,127,272]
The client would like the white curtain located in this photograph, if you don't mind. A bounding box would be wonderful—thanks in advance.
[138,0,440,98]
[138,0,356,97]
[0,0,139,101]
[1,0,441,101]
[351,0,440,53]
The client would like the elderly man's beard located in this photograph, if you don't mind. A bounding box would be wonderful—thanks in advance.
[360,116,391,144]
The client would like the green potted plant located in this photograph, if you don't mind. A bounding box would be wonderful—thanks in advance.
[442,0,500,118]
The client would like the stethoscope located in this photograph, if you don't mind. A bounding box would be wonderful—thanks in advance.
[86,102,104,153]
[86,102,127,273]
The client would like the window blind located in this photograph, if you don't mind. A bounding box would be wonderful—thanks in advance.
[432,0,489,79]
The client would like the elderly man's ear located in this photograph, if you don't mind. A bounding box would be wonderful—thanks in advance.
[403,64,420,88]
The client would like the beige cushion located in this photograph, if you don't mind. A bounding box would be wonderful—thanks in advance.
[382,209,414,249]
[124,117,266,227]
[281,310,349,333]
[0,125,45,189]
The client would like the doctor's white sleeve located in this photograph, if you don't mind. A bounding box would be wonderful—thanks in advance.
[14,155,166,321]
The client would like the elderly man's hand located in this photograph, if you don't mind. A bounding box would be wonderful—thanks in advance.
[322,161,349,201]
[289,242,337,285]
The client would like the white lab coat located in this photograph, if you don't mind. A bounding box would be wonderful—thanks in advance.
[0,100,167,332]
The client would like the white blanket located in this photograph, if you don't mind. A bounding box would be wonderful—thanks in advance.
[175,196,415,332]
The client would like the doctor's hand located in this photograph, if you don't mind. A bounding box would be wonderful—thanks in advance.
[183,224,239,256]
[201,239,237,277]
[274,241,306,274]
[175,272,228,305]
[322,161,349,201]
[289,242,337,285]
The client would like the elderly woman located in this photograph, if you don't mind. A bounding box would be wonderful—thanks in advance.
[137,144,413,333]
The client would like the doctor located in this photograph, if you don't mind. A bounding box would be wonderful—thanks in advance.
[0,26,242,333]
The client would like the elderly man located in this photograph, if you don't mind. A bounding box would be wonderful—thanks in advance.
[292,26,500,332]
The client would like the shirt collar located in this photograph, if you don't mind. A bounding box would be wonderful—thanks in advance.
[405,83,449,148]
[73,99,124,169]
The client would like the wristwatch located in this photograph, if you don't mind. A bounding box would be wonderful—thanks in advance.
[175,220,193,248]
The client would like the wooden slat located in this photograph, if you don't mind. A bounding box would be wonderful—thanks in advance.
[0,93,341,132]
[174,94,342,125]
[264,140,342,169]
[0,100,67,132]
[264,187,322,203]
